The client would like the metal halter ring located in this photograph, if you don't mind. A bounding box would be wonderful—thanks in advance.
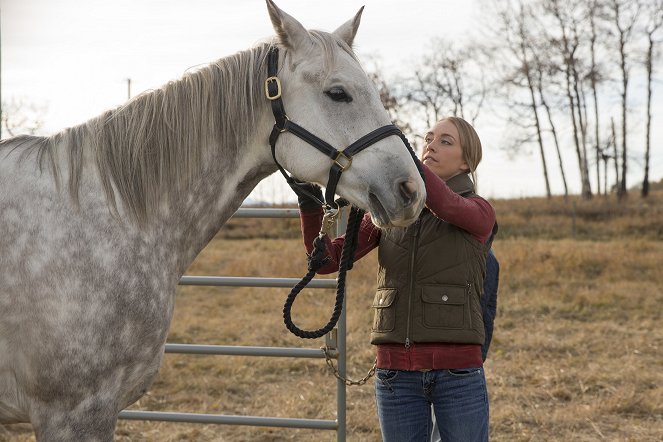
[333,151,352,171]
[278,115,290,133]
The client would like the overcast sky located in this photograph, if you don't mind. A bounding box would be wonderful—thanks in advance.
[2,0,661,200]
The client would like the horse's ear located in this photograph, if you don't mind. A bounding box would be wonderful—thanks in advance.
[266,0,311,50]
[332,6,364,47]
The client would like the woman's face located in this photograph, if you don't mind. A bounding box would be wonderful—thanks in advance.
[422,119,469,181]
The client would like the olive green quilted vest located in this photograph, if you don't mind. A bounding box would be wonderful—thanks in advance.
[370,174,489,346]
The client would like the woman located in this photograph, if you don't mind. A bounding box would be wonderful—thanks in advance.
[297,116,495,441]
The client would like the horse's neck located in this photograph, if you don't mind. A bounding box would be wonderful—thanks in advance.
[67,43,280,274]
[161,109,277,274]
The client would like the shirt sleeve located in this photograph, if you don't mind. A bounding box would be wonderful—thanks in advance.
[422,164,496,244]
[299,207,381,274]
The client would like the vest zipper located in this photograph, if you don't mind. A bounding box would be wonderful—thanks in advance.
[405,218,421,349]
[467,282,473,327]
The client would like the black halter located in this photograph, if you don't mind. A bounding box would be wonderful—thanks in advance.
[266,46,424,339]
[266,46,411,208]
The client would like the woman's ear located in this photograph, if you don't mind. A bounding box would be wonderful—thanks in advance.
[461,159,471,174]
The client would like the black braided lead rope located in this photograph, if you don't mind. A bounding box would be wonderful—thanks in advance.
[283,206,365,339]
[398,132,426,182]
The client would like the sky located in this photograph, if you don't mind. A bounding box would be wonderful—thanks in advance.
[2,0,661,201]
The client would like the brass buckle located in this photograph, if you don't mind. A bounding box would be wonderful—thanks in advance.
[333,152,352,171]
[265,76,282,100]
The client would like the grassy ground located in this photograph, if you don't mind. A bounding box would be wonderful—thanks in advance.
[2,192,662,441]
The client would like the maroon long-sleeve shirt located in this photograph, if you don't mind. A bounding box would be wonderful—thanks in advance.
[299,164,496,370]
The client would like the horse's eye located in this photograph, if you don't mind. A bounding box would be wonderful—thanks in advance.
[325,87,352,103]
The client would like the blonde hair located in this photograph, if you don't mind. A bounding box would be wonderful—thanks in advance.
[440,116,482,185]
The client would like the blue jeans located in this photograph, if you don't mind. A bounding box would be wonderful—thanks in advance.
[375,368,489,442]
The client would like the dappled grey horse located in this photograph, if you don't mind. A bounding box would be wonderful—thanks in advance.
[0,1,425,440]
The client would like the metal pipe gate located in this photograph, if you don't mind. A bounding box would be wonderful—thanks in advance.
[119,206,349,440]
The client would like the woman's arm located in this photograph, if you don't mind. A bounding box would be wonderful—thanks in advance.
[299,207,381,274]
[422,164,496,243]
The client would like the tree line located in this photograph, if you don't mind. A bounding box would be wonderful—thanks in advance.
[3,0,660,200]
[370,0,662,199]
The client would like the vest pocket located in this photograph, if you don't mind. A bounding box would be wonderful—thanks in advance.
[421,284,468,329]
[372,289,397,332]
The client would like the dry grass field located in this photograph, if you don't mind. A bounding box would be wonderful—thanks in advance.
[2,190,662,441]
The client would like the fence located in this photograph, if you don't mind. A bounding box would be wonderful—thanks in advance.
[118,206,350,441]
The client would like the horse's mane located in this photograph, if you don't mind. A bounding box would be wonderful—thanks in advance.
[79,42,273,224]
[0,42,274,225]
[2,31,356,225]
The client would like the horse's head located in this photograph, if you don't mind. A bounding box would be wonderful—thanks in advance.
[265,0,425,228]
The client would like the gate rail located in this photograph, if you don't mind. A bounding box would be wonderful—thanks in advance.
[119,206,349,440]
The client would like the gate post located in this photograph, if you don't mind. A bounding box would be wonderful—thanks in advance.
[335,205,349,442]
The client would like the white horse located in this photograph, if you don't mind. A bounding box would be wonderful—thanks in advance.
[0,1,424,440]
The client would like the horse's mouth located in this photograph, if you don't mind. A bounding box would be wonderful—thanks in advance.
[368,192,391,228]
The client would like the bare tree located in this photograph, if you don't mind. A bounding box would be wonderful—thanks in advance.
[545,0,594,198]
[476,0,658,200]
[400,38,490,138]
[504,2,553,197]
[481,0,580,197]
[535,61,570,198]
[641,0,663,197]
[362,57,420,153]
[1,98,47,138]
[611,117,621,191]
[366,69,414,138]
[587,0,605,194]
[607,0,640,198]
[570,15,592,198]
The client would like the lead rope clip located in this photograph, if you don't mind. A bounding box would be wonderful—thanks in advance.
[320,206,341,237]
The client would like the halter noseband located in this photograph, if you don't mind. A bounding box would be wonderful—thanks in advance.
[265,46,409,209]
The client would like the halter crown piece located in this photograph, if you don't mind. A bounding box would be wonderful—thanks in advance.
[266,46,424,339]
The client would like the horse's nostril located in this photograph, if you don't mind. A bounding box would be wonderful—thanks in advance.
[399,180,418,204]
